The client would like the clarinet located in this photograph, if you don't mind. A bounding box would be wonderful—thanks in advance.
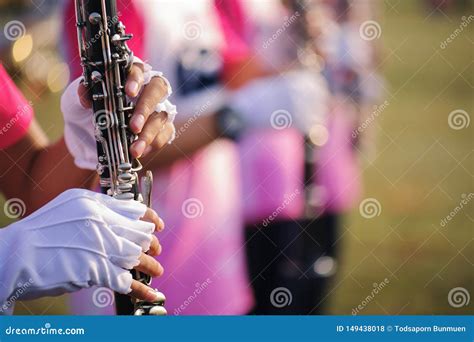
[74,0,166,316]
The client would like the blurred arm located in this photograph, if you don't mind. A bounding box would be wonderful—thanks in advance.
[142,115,220,169]
[0,119,97,214]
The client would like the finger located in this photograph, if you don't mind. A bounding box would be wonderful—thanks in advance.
[77,82,92,109]
[141,123,174,157]
[140,208,164,232]
[148,235,162,256]
[130,77,169,134]
[130,111,167,158]
[150,122,175,151]
[129,281,165,303]
[109,224,153,254]
[125,64,145,98]
[134,253,164,278]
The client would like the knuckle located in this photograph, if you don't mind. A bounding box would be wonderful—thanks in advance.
[140,130,156,144]
[139,102,153,116]
[135,73,144,85]
[156,77,168,92]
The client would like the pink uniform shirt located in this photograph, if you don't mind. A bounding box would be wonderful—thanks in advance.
[0,64,33,150]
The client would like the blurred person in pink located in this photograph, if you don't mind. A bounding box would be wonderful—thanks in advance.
[240,0,382,314]
[137,0,330,315]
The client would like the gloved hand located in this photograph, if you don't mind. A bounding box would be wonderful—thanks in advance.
[0,189,164,313]
[228,69,329,134]
[61,57,177,170]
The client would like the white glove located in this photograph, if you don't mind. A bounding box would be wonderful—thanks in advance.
[61,58,176,170]
[0,189,154,313]
[229,70,329,134]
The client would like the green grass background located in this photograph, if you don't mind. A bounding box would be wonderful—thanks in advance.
[1,1,472,314]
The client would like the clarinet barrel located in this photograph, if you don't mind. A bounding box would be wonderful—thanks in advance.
[74,0,166,316]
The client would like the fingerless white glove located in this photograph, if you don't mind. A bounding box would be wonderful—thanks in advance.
[229,70,329,134]
[61,58,176,170]
[0,189,154,313]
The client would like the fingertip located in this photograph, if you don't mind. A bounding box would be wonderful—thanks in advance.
[130,139,146,158]
[127,80,140,98]
[158,217,165,231]
[147,289,165,303]
[130,114,145,133]
[155,263,164,277]
[142,145,153,157]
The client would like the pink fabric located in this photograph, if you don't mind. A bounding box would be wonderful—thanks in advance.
[239,106,362,224]
[0,63,33,150]
[214,0,252,69]
[146,1,253,315]
[317,103,362,212]
[239,128,305,224]
[150,141,253,315]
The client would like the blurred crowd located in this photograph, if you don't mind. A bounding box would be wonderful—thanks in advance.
[62,0,381,315]
[0,0,382,316]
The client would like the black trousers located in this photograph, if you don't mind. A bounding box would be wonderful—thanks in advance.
[245,214,340,315]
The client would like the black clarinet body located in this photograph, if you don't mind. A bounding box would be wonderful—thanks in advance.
[74,0,166,315]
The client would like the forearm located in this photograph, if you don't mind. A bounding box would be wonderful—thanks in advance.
[142,115,219,169]
[0,120,97,214]
[27,138,97,211]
